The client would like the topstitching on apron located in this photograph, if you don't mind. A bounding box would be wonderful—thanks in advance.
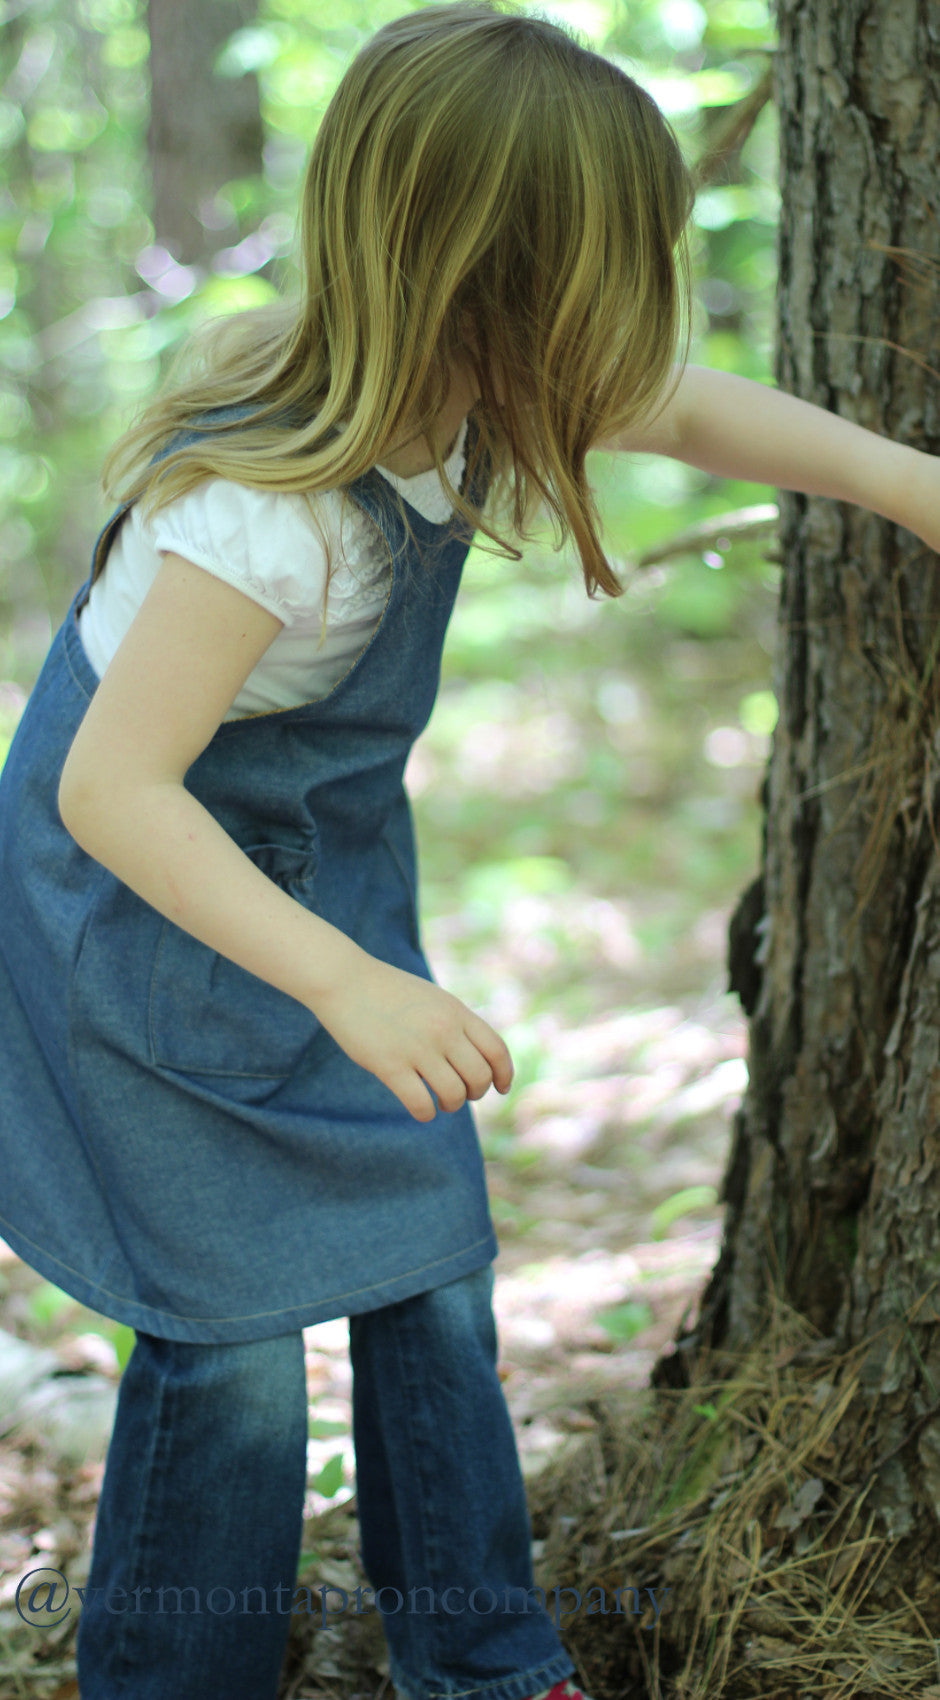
[0,408,499,1343]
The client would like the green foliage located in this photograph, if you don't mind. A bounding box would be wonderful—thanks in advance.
[110,1323,136,1369]
[22,1280,135,1368]
[598,1300,654,1342]
[655,1381,740,1514]
[310,1452,346,1498]
[489,1197,540,1234]
[650,1184,719,1239]
[309,1417,349,1437]
[25,1281,74,1330]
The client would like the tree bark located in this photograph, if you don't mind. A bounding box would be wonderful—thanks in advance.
[146,0,263,265]
[656,0,940,1555]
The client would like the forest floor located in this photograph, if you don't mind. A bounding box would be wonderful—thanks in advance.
[0,529,777,1698]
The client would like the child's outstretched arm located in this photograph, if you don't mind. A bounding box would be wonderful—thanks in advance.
[58,553,513,1123]
[601,363,940,552]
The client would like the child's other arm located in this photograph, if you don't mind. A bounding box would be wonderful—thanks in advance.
[596,364,940,552]
[58,553,512,1122]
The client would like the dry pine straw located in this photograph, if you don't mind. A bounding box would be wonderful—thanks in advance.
[523,1291,940,1700]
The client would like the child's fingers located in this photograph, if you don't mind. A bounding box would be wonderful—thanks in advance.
[389,1033,511,1122]
[418,1057,477,1115]
[462,1011,514,1094]
[315,960,513,1119]
[441,1036,498,1102]
[385,1065,439,1123]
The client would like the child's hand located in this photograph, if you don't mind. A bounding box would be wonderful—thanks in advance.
[311,951,514,1123]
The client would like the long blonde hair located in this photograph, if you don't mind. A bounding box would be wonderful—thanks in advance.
[101,0,694,598]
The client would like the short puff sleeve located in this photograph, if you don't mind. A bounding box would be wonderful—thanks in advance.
[143,479,330,628]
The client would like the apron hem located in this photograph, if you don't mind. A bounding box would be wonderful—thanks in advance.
[0,1218,499,1344]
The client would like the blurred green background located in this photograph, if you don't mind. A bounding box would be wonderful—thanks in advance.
[0,0,780,1363]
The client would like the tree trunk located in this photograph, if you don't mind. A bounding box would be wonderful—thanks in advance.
[656,0,940,1555]
[146,0,263,265]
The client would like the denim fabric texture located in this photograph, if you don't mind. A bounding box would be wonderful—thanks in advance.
[75,1269,574,1700]
[0,408,498,1340]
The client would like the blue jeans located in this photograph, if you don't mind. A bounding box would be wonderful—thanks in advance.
[76,1267,574,1700]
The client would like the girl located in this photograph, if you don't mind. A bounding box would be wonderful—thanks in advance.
[1,3,938,1698]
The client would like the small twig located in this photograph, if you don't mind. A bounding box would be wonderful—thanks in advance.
[630,502,779,570]
[692,64,776,192]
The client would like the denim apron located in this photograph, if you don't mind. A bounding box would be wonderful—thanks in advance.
[0,410,499,1343]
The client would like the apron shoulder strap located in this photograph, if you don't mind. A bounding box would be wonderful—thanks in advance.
[79,403,267,609]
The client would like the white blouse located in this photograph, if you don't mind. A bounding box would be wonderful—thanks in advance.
[78,415,470,721]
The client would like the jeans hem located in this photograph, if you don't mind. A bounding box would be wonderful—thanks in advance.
[388,1649,576,1700]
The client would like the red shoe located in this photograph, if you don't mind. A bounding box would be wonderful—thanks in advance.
[527,1682,595,1700]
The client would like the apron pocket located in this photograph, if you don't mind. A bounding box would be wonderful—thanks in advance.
[147,841,321,1080]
